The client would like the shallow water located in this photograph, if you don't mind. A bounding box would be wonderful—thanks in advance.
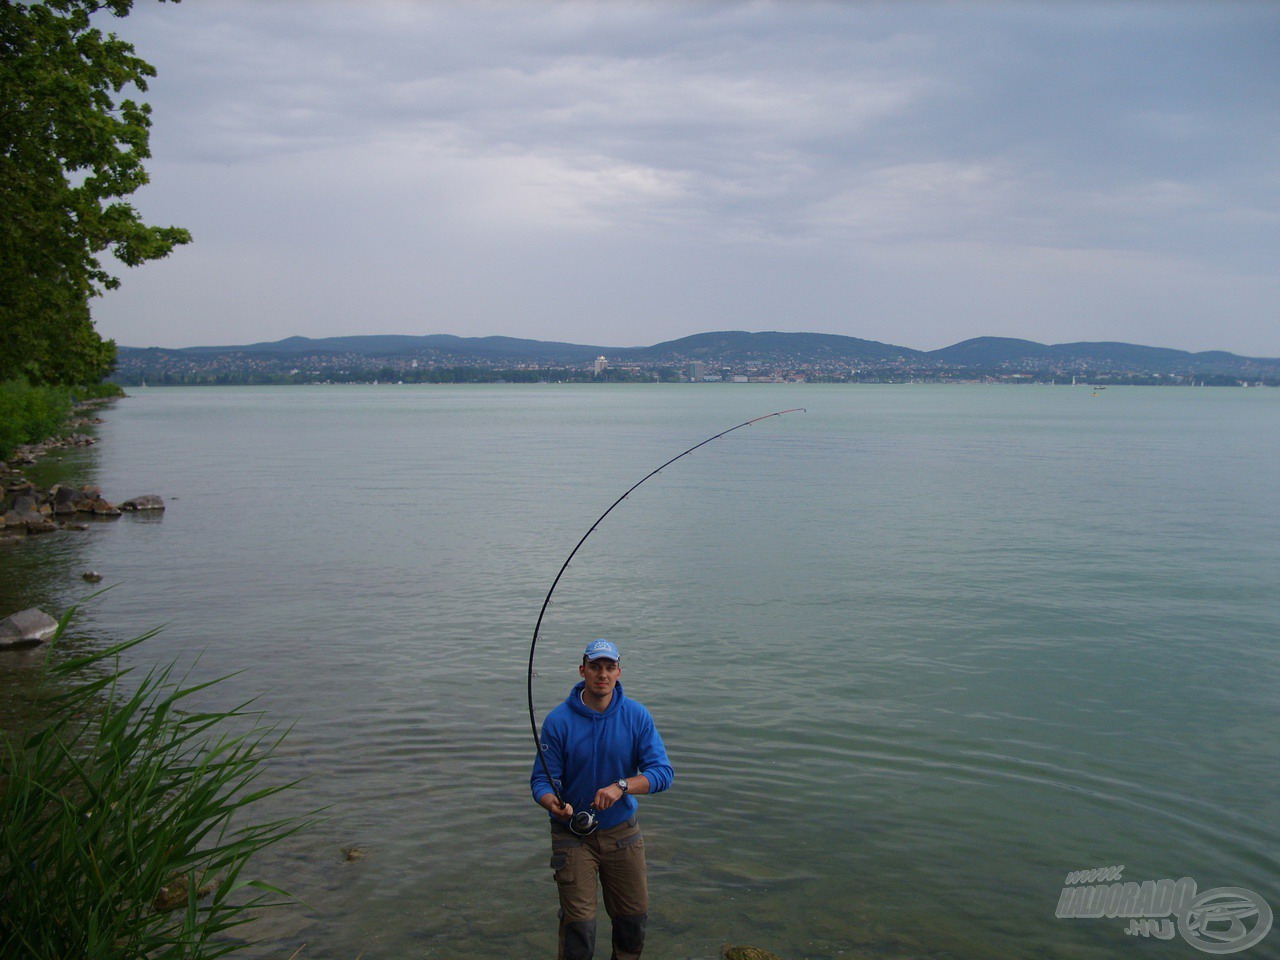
[2,383,1277,958]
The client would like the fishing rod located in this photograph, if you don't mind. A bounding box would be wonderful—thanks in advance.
[527,408,804,835]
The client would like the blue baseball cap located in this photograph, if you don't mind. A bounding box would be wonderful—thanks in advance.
[584,639,621,662]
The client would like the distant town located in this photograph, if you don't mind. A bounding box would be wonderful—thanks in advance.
[112,331,1280,387]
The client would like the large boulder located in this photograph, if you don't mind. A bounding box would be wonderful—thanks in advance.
[2,509,30,529]
[8,494,39,514]
[3,502,47,530]
[50,484,82,514]
[77,496,121,517]
[0,608,59,649]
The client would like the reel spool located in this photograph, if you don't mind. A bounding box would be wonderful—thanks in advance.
[570,808,599,836]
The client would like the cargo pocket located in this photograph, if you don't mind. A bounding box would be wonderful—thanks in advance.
[550,837,581,885]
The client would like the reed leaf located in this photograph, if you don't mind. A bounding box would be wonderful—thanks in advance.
[1,611,315,959]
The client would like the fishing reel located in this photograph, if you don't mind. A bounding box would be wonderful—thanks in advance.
[570,808,599,836]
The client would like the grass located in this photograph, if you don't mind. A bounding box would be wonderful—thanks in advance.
[0,609,314,959]
[0,379,124,460]
[0,380,73,460]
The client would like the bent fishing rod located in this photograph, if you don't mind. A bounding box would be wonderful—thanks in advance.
[527,408,804,834]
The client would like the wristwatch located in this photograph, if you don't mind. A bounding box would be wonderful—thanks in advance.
[615,778,629,794]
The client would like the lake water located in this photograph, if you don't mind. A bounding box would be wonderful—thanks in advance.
[2,383,1277,959]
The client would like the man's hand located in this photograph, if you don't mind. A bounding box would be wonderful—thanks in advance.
[540,793,574,821]
[593,782,625,810]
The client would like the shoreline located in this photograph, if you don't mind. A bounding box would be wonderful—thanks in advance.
[1,395,112,470]
[1,397,164,544]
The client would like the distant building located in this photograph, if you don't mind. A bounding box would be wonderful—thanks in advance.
[687,361,706,381]
[594,356,608,376]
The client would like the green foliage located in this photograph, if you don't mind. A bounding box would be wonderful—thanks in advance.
[70,379,126,401]
[0,379,74,457]
[0,0,190,386]
[0,616,311,959]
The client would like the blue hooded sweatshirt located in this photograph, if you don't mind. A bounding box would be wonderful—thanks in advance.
[530,680,674,831]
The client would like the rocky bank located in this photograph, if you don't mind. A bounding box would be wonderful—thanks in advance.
[1,478,164,538]
[2,399,164,541]
[1,398,165,646]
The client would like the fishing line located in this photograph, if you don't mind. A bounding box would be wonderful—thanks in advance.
[527,408,805,833]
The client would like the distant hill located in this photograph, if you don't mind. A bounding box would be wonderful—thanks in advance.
[114,330,1280,385]
[145,330,921,363]
[177,333,613,363]
[927,337,1275,373]
[624,330,922,363]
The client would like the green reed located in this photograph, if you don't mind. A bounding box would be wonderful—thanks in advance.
[0,380,73,459]
[1,614,313,959]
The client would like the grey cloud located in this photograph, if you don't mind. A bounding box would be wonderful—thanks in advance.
[97,0,1279,355]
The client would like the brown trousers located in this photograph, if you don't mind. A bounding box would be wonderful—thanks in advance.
[549,818,649,960]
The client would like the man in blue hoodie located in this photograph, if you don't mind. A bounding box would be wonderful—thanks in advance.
[531,638,674,960]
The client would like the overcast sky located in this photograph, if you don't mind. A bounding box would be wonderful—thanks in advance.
[94,1,1278,356]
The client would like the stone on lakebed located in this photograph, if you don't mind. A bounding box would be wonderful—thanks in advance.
[121,494,165,511]
[0,608,59,649]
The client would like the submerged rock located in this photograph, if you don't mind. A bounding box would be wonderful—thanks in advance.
[153,871,215,912]
[0,608,59,649]
[723,946,786,960]
[121,494,165,511]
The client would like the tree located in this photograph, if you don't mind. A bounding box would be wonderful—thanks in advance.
[0,0,190,385]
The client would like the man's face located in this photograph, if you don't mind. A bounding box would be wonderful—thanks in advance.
[579,657,621,698]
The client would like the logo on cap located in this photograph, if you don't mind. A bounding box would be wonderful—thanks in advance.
[584,639,620,661]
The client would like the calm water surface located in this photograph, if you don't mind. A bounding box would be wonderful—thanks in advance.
[2,384,1277,959]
